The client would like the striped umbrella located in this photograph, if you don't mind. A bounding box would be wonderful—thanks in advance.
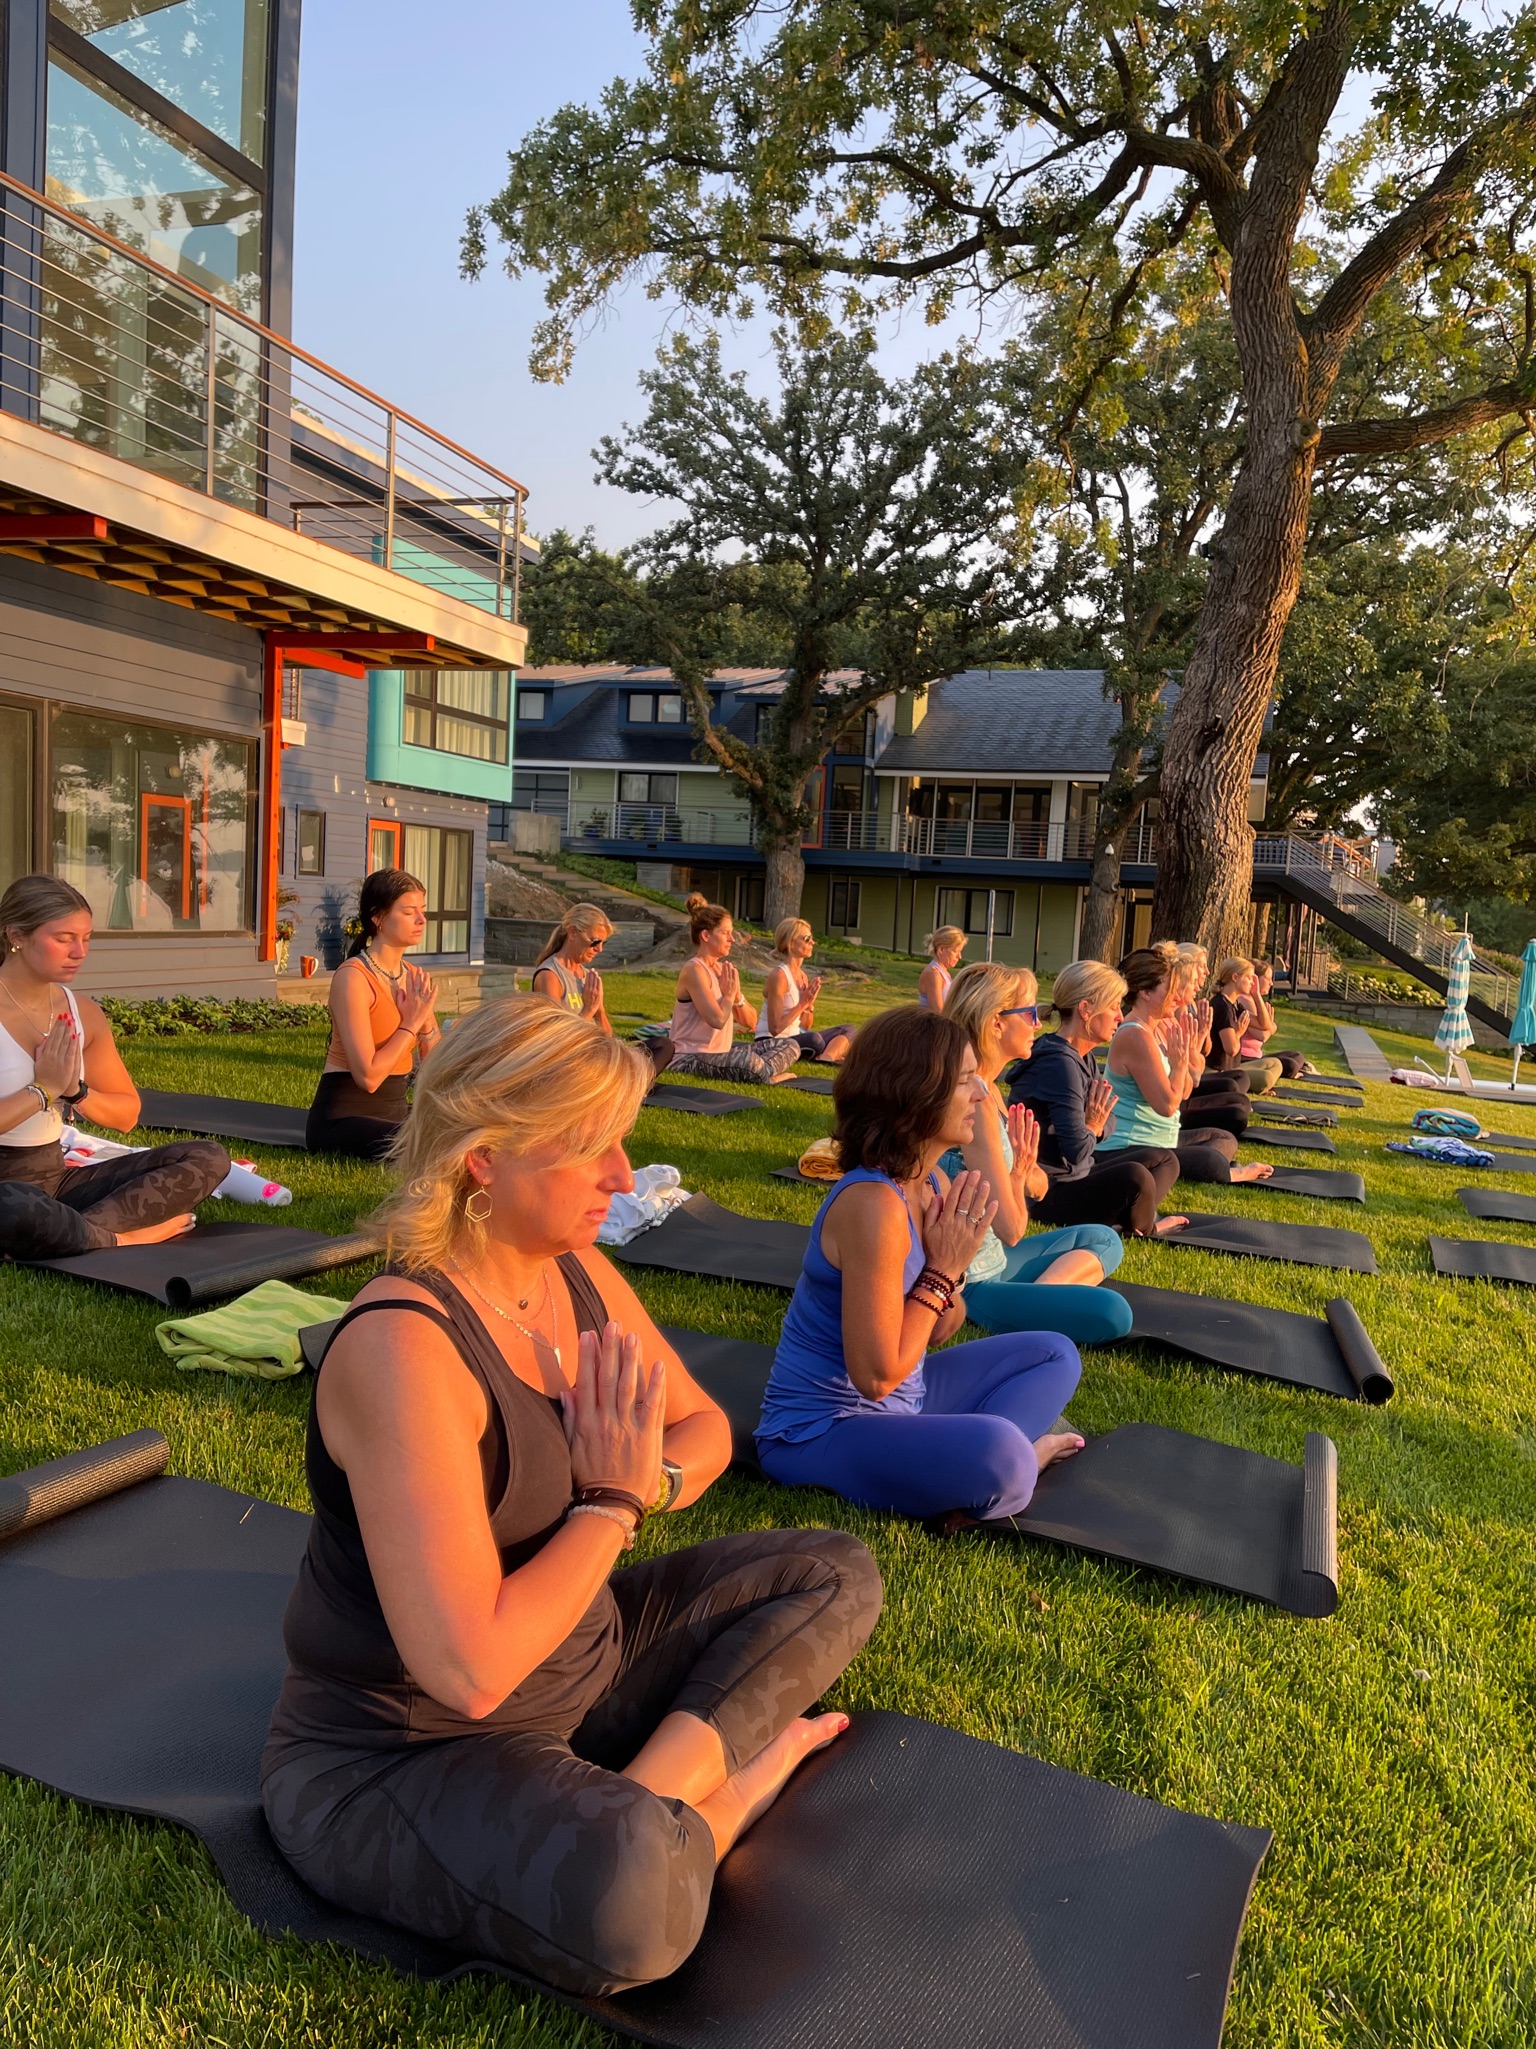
[1434,929,1476,1076]
[1509,938,1536,1085]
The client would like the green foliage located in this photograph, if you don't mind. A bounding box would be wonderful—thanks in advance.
[1326,963,1441,1006]
[99,996,329,1040]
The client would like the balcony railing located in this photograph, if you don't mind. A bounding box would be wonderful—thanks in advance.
[0,170,525,621]
[571,801,1162,864]
[572,802,757,846]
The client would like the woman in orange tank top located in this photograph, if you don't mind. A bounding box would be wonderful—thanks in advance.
[306,868,440,1158]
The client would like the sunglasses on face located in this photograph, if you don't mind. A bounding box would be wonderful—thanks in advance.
[1000,1004,1040,1024]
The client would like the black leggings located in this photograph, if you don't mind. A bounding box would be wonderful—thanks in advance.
[1034,1151,1180,1237]
[0,1139,231,1258]
[1116,1132,1239,1186]
[262,1527,882,1997]
[1180,1091,1249,1141]
[305,1069,407,1161]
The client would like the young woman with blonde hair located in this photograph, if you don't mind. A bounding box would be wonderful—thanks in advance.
[1010,958,1184,1237]
[263,997,881,1995]
[1211,956,1283,1092]
[939,962,1132,1344]
[533,904,674,1076]
[666,897,799,1084]
[757,918,854,1062]
[1240,959,1307,1078]
[917,925,966,1010]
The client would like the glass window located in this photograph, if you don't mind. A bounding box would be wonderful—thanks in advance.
[51,0,271,164]
[367,820,401,874]
[508,769,569,815]
[619,772,677,805]
[656,693,683,723]
[937,888,1014,938]
[734,873,765,924]
[402,824,473,956]
[50,709,253,932]
[296,808,324,876]
[0,703,36,899]
[517,690,547,722]
[627,692,654,722]
[829,877,862,929]
[401,671,510,764]
[46,55,263,312]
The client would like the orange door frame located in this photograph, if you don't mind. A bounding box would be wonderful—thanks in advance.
[139,793,193,919]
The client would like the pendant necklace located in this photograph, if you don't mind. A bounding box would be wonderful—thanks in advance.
[363,947,405,986]
[453,1260,561,1371]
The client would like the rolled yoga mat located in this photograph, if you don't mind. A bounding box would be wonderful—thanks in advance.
[24,1221,384,1308]
[999,1423,1340,1618]
[1237,1125,1336,1155]
[641,1084,759,1116]
[1429,1236,1536,1286]
[1108,1284,1392,1404]
[0,1462,1271,2049]
[1153,1214,1378,1274]
[1235,1167,1366,1203]
[0,1429,169,1541]
[1457,1186,1536,1225]
[134,1090,310,1149]
[612,1193,810,1290]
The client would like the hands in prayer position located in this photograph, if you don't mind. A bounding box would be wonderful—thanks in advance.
[560,1322,667,1505]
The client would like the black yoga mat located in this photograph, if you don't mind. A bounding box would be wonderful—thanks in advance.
[0,1460,1271,2049]
[661,1325,774,1466]
[1429,1236,1536,1286]
[1486,1131,1536,1152]
[1239,1123,1336,1154]
[1108,1284,1392,1404]
[134,1089,310,1149]
[783,1075,836,1096]
[613,1193,810,1290]
[23,1220,383,1307]
[1238,1167,1365,1203]
[770,1163,840,1187]
[1287,1074,1363,1093]
[1272,1086,1363,1108]
[1247,1103,1338,1128]
[1154,1214,1378,1274]
[1458,1186,1536,1224]
[641,1083,759,1116]
[1003,1423,1340,1617]
[0,1429,169,1539]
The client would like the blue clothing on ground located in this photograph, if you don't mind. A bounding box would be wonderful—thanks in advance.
[757,1332,1083,1522]
[757,1167,929,1448]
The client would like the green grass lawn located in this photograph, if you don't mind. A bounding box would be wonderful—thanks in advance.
[3,998,1536,2046]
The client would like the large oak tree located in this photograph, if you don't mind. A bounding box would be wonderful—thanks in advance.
[469,0,1536,956]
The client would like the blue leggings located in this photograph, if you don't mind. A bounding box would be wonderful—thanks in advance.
[963,1223,1133,1345]
[757,1331,1083,1522]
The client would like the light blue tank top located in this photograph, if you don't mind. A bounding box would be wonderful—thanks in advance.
[755,1167,931,1447]
[938,1104,1010,1282]
[1098,1023,1181,1150]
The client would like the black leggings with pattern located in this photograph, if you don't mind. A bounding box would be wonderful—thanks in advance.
[0,1139,231,1258]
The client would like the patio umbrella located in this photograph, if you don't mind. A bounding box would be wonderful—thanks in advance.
[1434,929,1476,1077]
[1509,938,1536,1086]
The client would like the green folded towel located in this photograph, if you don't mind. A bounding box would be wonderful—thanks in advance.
[155,1278,349,1380]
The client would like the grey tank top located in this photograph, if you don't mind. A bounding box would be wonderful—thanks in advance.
[269,1258,623,1748]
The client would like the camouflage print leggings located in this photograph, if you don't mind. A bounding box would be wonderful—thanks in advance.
[261,1527,882,1996]
[0,1139,231,1257]
[666,1036,802,1085]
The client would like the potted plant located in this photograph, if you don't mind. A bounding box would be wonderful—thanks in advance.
[583,808,607,840]
[274,887,300,974]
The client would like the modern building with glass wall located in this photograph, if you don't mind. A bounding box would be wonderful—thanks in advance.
[0,0,526,993]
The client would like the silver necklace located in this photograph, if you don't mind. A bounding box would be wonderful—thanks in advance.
[452,1260,561,1371]
[363,947,405,987]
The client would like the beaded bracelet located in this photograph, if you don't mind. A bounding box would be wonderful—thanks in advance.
[567,1502,638,1550]
[574,1484,649,1524]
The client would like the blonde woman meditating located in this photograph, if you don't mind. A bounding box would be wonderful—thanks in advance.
[758,919,854,1062]
[1211,957,1283,1093]
[533,904,674,1076]
[667,897,800,1084]
[263,998,881,1994]
[917,925,966,1011]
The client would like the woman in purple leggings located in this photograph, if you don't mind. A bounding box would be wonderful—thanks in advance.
[755,1006,1084,1528]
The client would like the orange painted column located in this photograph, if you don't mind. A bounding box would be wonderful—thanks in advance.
[258,635,283,962]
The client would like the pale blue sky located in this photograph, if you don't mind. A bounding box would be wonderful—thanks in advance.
[288,0,970,547]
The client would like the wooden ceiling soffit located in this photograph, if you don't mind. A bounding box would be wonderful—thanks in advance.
[0,497,496,668]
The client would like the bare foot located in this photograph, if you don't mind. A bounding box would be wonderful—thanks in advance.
[1151,1215,1189,1235]
[1032,1430,1085,1471]
[766,1072,797,1085]
[115,1214,196,1247]
[1230,1163,1274,1183]
[697,1712,849,1857]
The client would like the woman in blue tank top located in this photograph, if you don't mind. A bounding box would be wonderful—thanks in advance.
[757,1008,1084,1526]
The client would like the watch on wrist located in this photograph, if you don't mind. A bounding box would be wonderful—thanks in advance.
[656,1458,684,1512]
[59,1081,89,1105]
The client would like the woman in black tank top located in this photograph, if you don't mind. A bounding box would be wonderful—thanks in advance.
[262,997,881,1997]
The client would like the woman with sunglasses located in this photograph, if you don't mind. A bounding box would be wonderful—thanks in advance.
[533,905,673,1075]
[938,963,1132,1345]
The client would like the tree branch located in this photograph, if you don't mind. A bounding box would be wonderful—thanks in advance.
[1317,364,1536,459]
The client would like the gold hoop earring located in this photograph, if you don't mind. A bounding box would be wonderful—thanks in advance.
[464,1186,493,1223]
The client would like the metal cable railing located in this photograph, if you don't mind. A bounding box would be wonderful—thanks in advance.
[0,171,525,621]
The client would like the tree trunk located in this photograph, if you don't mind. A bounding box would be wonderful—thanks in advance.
[1152,430,1316,957]
[762,836,806,925]
[1079,832,1126,963]
[1250,899,1272,959]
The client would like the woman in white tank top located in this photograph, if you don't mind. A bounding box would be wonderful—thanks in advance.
[0,876,233,1262]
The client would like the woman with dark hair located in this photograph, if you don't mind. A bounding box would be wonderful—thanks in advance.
[666,897,799,1085]
[305,869,441,1159]
[0,875,230,1260]
[755,1007,1083,1528]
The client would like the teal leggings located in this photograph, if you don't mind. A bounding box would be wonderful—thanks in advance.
[963,1223,1133,1345]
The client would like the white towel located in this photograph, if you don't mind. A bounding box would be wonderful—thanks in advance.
[597,1163,691,1245]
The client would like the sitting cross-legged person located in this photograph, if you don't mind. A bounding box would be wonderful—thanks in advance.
[754,1005,1085,1529]
[263,997,881,1996]
[938,961,1133,1345]
[666,896,800,1085]
[0,875,230,1261]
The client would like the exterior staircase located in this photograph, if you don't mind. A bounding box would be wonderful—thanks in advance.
[1253,837,1516,1035]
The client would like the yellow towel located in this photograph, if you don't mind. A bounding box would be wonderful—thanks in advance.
[155,1278,350,1380]
[797,1137,843,1181]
